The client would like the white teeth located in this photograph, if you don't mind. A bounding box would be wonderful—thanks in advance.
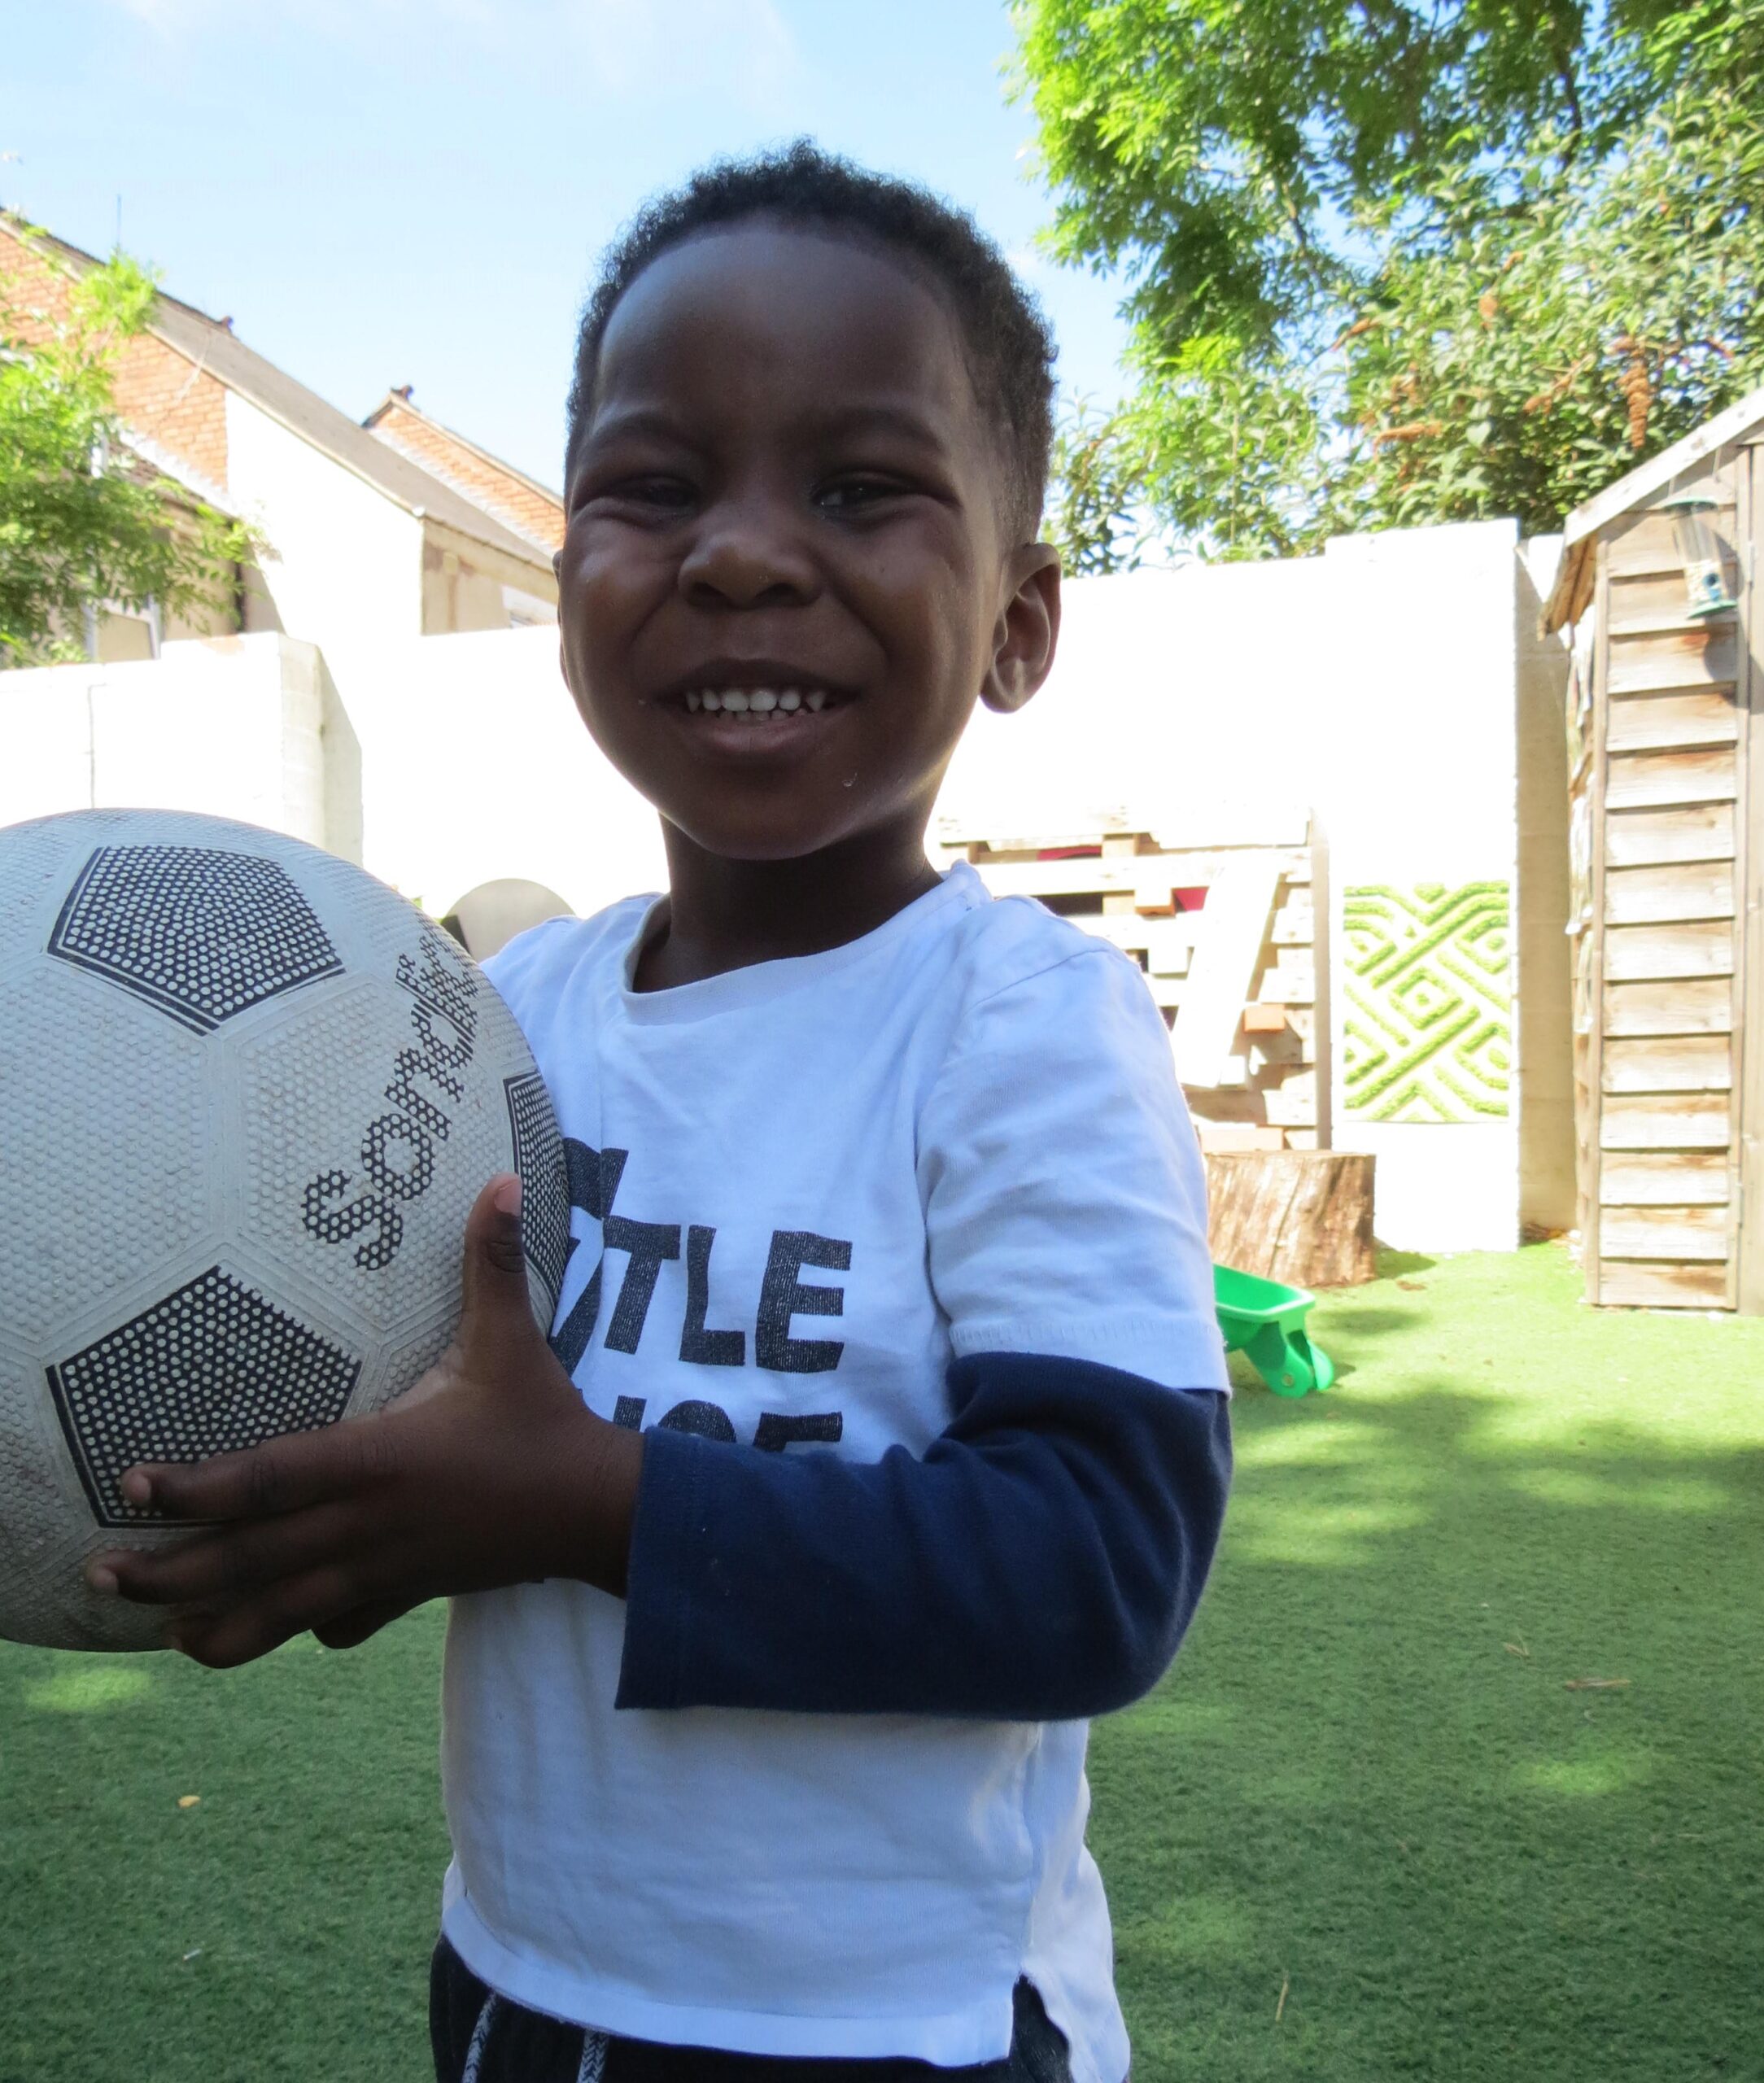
[688,684,832,722]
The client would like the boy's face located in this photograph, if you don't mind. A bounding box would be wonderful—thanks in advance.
[556,223,1059,863]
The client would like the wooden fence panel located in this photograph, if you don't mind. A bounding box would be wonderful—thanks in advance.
[1599,1150,1729,1204]
[1603,804,1734,867]
[1596,1260,1729,1307]
[1602,976,1734,1035]
[1604,689,1740,753]
[1599,1091,1731,1149]
[1604,746,1736,810]
[1600,1205,1729,1260]
[1602,921,1735,980]
[1603,861,1735,924]
[1600,1034,1733,1092]
[1605,627,1739,695]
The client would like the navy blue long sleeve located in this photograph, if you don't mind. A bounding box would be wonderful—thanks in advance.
[616,1355,1230,1721]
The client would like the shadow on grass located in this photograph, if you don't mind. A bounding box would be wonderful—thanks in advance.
[0,1604,450,2083]
[1094,1245,1764,2083]
[2,1249,1757,2083]
[1369,1247,1439,1279]
[1308,1304,1420,1341]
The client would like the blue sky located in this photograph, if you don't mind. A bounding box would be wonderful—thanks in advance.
[1,0,1133,489]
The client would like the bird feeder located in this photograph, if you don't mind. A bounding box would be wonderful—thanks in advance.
[1663,493,1739,618]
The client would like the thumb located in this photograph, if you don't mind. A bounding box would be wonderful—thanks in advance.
[457,1173,539,1348]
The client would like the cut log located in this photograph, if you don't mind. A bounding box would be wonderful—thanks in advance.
[1195,1123,1287,1155]
[1204,1150,1378,1289]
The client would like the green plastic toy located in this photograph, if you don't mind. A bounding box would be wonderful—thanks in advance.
[1213,1263,1335,1396]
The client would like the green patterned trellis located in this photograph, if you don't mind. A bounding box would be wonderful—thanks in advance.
[1342,883,1512,1121]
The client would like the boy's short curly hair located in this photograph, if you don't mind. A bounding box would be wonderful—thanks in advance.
[565,140,1057,542]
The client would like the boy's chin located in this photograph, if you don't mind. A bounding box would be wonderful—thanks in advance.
[669,819,861,867]
[664,795,903,868]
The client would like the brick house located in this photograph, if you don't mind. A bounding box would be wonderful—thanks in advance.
[1,215,561,662]
[365,389,562,556]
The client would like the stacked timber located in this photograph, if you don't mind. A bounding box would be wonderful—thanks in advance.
[937,811,1326,1155]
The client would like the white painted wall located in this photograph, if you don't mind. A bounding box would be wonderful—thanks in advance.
[0,628,665,922]
[320,624,667,916]
[0,634,349,854]
[1315,523,1523,1255]
[939,520,1521,886]
[935,517,1540,1251]
[1,517,1564,1253]
[225,391,424,660]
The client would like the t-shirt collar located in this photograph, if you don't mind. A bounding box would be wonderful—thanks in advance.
[615,862,980,1024]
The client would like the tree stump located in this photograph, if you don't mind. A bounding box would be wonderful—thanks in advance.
[1204,1150,1377,1288]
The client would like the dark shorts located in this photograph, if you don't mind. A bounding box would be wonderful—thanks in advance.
[430,1935,1074,2083]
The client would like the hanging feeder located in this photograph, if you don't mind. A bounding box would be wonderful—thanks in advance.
[1661,493,1738,618]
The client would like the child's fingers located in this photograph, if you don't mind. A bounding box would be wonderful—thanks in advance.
[87,1500,366,1607]
[169,1564,368,1669]
[311,1595,418,1650]
[457,1173,537,1342]
[117,1407,397,1522]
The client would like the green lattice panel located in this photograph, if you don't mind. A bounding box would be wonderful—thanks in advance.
[1343,882,1512,1122]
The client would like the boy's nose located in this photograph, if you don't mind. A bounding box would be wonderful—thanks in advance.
[677,498,820,610]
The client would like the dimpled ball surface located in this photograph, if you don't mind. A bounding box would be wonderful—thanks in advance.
[0,810,571,1651]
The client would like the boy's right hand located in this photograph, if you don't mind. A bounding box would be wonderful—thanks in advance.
[85,1176,643,1668]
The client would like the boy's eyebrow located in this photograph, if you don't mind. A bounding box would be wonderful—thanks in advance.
[578,407,690,450]
[805,402,953,446]
[579,400,955,452]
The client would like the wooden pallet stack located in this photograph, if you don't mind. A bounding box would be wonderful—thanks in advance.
[935,810,1326,1155]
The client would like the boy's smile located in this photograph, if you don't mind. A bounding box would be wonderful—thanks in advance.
[556,223,1059,889]
[649,652,854,759]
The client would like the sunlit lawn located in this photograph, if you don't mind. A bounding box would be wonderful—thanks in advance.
[1096,1243,1764,2081]
[2,1244,1760,2081]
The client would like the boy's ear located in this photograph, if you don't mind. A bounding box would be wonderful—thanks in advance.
[980,546,1061,715]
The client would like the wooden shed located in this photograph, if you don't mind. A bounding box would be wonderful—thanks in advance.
[1543,388,1764,1312]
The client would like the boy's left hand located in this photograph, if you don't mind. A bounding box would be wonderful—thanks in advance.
[85,1175,641,1669]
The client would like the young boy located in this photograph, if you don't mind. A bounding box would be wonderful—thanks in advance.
[90,144,1231,2083]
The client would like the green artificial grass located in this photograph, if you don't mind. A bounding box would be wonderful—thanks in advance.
[2,1243,1760,2081]
[1094,1243,1764,2081]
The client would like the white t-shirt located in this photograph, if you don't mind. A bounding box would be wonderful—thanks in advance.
[443,862,1225,2081]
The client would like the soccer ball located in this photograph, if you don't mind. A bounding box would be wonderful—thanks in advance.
[0,810,571,1652]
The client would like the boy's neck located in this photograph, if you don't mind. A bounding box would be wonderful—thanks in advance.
[635,814,945,991]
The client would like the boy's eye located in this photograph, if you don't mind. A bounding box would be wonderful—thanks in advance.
[816,476,907,513]
[581,474,696,514]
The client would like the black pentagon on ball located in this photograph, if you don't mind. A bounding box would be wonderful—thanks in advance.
[48,844,342,1032]
[504,1071,573,1314]
[46,1268,361,1527]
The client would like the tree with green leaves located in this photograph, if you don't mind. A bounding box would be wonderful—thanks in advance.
[1013,0,1764,566]
[1,231,255,665]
